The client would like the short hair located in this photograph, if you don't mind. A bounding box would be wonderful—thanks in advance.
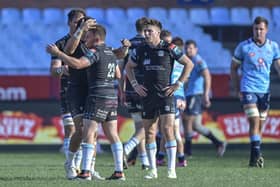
[135,17,149,32]
[253,16,268,27]
[185,39,197,47]
[160,30,171,40]
[89,24,106,40]
[172,37,184,47]
[145,18,162,30]
[67,8,86,22]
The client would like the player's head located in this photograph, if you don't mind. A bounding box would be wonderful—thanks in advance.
[185,39,198,58]
[253,16,268,43]
[143,18,162,44]
[160,30,172,43]
[85,24,106,48]
[172,37,184,50]
[67,8,86,34]
[135,17,149,35]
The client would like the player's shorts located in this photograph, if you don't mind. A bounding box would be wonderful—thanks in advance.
[60,85,71,114]
[174,96,185,119]
[241,92,270,111]
[184,94,203,115]
[125,94,143,113]
[67,84,88,118]
[142,95,175,119]
[84,96,118,122]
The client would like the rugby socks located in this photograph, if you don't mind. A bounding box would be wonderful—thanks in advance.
[91,156,96,173]
[74,147,83,170]
[139,152,150,166]
[67,151,77,168]
[177,153,185,162]
[111,142,124,172]
[63,138,70,160]
[124,137,140,155]
[184,133,193,156]
[157,151,165,160]
[81,143,94,171]
[165,140,177,170]
[205,131,223,147]
[146,142,157,169]
[250,135,261,160]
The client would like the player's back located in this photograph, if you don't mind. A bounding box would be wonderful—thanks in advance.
[87,44,118,99]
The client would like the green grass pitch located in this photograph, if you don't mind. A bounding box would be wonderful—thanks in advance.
[0,148,279,187]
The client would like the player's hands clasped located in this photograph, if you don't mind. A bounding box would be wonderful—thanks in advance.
[81,18,97,31]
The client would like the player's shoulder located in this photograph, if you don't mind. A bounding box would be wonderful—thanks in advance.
[194,54,207,65]
[266,39,279,48]
[54,34,70,49]
[238,38,254,47]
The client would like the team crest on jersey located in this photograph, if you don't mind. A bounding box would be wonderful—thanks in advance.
[158,50,164,56]
[249,52,255,57]
[143,59,151,65]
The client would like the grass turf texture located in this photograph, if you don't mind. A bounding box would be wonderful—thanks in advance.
[0,149,279,187]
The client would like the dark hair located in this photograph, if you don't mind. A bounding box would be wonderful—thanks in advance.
[76,16,94,29]
[253,16,268,27]
[89,24,106,40]
[67,8,86,22]
[136,17,149,32]
[172,37,184,47]
[146,18,162,30]
[185,39,197,47]
[160,30,171,40]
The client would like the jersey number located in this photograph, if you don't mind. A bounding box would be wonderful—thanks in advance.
[107,63,115,78]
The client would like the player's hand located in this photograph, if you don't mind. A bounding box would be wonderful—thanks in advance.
[62,65,69,76]
[81,18,97,31]
[46,43,60,56]
[177,99,186,110]
[163,83,179,96]
[202,94,211,108]
[133,84,147,97]
[121,39,131,48]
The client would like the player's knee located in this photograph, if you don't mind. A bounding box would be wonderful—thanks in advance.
[259,111,268,121]
[244,107,259,118]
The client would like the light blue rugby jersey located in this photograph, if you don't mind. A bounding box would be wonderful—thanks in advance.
[185,54,208,96]
[233,38,280,93]
[171,60,184,97]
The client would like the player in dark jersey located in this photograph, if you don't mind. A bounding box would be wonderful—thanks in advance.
[121,17,149,170]
[49,8,86,179]
[125,18,194,179]
[47,25,125,181]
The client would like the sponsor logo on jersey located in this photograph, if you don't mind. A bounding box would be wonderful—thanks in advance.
[143,59,151,65]
[158,50,164,56]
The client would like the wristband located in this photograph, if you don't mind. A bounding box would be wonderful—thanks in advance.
[73,27,82,39]
[56,67,63,75]
[176,80,184,87]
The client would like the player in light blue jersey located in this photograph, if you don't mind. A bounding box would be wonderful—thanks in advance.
[183,40,226,158]
[156,34,188,167]
[231,16,280,168]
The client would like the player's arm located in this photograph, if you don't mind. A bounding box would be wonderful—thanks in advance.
[201,68,211,108]
[274,59,280,78]
[164,53,194,96]
[113,39,131,59]
[50,59,69,77]
[230,59,241,95]
[47,44,96,69]
[64,19,96,55]
[125,57,147,97]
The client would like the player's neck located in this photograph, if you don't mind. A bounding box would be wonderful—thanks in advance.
[253,37,266,46]
[148,38,161,47]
